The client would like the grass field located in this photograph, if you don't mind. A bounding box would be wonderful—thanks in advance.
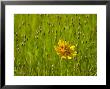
[14,14,97,76]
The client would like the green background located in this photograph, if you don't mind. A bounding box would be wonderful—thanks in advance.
[14,14,97,76]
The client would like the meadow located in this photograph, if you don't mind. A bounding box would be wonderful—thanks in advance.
[14,14,97,76]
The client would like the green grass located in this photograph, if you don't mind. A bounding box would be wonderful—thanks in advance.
[14,14,97,76]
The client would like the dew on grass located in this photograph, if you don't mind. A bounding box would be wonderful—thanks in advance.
[18,62,21,65]
[76,63,80,67]
[74,65,76,69]
[48,23,51,26]
[52,64,54,67]
[51,23,53,27]
[35,36,37,39]
[21,65,24,69]
[25,35,26,38]
[36,31,39,35]
[35,45,38,49]
[78,26,80,30]
[21,42,24,46]
[84,20,87,24]
[16,44,19,47]
[39,29,42,33]
[85,56,87,58]
[86,15,89,18]
[52,30,54,33]
[52,65,54,75]
[81,41,84,44]
[21,21,25,25]
[15,32,18,36]
[78,16,81,20]
[17,47,19,50]
[79,22,81,25]
[39,26,41,29]
[80,56,83,59]
[77,36,80,39]
[23,38,26,43]
[43,32,45,36]
[36,37,38,39]
[82,33,85,37]
[77,31,80,35]
[71,18,74,21]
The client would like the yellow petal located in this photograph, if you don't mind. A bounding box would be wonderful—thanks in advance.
[54,46,56,49]
[67,56,72,59]
[54,46,58,51]
[73,54,77,56]
[61,56,66,59]
[58,40,64,46]
[70,45,75,50]
[57,52,60,55]
[72,52,77,57]
[64,41,67,45]
[65,41,69,46]
[58,40,61,45]
[74,51,77,54]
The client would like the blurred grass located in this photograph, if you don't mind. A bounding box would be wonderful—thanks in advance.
[14,14,97,76]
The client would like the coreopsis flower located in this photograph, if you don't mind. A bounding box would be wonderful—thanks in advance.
[54,39,77,59]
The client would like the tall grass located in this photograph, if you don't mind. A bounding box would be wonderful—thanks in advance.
[14,14,97,76]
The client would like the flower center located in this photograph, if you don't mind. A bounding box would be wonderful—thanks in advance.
[59,45,72,56]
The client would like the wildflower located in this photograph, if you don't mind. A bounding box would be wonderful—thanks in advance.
[54,39,77,59]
